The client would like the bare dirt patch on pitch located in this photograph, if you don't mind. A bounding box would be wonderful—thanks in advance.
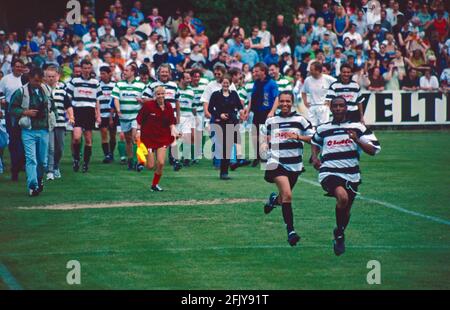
[18,198,263,211]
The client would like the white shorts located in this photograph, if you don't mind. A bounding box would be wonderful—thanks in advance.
[119,119,137,133]
[195,113,204,131]
[308,105,330,128]
[179,116,196,134]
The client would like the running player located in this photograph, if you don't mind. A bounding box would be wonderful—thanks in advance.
[111,64,146,171]
[142,63,181,170]
[136,86,180,192]
[262,91,314,246]
[66,60,102,173]
[98,66,116,163]
[326,63,365,123]
[311,97,381,256]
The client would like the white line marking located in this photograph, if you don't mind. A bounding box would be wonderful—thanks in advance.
[0,262,23,290]
[300,178,450,227]
[18,198,263,211]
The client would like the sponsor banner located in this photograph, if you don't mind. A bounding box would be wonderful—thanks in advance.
[361,91,449,125]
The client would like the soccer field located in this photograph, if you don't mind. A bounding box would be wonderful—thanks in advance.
[0,130,449,290]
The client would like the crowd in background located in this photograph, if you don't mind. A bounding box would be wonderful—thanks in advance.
[0,0,449,190]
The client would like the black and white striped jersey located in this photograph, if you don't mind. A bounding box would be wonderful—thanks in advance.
[264,112,314,172]
[51,82,71,128]
[311,121,381,183]
[66,77,102,109]
[99,81,115,118]
[326,79,364,112]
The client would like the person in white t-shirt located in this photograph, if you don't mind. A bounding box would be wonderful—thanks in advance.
[419,69,439,91]
[301,61,336,128]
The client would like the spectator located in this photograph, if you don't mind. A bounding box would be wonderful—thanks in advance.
[368,67,385,91]
[272,15,292,45]
[175,27,195,54]
[166,8,183,39]
[249,26,264,60]
[294,36,311,69]
[223,17,245,40]
[317,2,335,25]
[334,5,350,45]
[100,26,119,53]
[276,35,291,57]
[258,21,272,58]
[194,30,210,59]
[343,23,363,46]
[401,68,420,91]
[383,61,401,90]
[153,43,168,71]
[154,18,171,44]
[419,68,439,90]
[241,39,259,69]
[263,46,279,66]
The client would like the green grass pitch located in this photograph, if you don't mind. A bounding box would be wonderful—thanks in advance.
[0,130,449,289]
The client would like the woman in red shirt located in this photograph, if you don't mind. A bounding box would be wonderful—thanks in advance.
[137,86,180,191]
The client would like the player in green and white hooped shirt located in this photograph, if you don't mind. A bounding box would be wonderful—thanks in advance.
[190,68,208,161]
[111,65,146,171]
[178,72,196,166]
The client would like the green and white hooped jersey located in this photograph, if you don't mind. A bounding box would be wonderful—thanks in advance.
[244,81,254,106]
[276,76,293,92]
[111,79,146,122]
[178,86,195,117]
[191,77,208,113]
[237,86,248,107]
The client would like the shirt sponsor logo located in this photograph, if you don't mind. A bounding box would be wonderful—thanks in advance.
[326,138,353,147]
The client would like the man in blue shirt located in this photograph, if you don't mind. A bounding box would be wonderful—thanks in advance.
[245,62,279,167]
[263,46,279,66]
[240,39,260,68]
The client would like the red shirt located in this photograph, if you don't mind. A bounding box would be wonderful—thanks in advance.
[136,100,176,148]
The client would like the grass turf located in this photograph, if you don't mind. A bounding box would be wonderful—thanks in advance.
[0,130,449,289]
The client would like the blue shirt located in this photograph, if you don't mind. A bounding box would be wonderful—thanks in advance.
[240,48,260,68]
[229,43,244,57]
[263,54,279,66]
[251,78,279,112]
[294,44,311,61]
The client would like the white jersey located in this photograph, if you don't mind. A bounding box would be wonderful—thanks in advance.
[264,112,314,172]
[200,80,237,106]
[301,74,336,106]
[311,121,381,183]
[99,81,115,118]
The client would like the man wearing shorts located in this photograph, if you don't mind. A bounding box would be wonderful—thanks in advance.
[98,66,117,163]
[311,97,381,256]
[111,64,146,171]
[66,60,101,173]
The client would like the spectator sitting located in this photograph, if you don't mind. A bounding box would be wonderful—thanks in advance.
[368,66,385,91]
[401,68,420,91]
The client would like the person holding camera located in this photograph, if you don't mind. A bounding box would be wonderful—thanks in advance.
[10,67,56,196]
[208,74,243,180]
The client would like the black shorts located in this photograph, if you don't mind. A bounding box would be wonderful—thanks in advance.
[74,107,96,130]
[99,116,119,129]
[264,164,301,189]
[321,175,360,199]
[346,110,361,123]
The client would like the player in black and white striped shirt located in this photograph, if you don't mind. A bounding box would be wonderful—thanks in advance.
[66,60,102,173]
[262,91,314,246]
[326,64,365,123]
[98,66,116,164]
[311,97,381,256]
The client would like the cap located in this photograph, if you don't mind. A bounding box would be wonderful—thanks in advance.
[0,30,5,35]
[183,48,191,55]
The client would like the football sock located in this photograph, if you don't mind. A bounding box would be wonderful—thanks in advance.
[83,146,92,164]
[152,173,162,187]
[102,143,109,156]
[73,143,81,161]
[109,140,116,156]
[132,143,137,164]
[118,141,126,158]
[282,202,294,232]
[336,207,346,235]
